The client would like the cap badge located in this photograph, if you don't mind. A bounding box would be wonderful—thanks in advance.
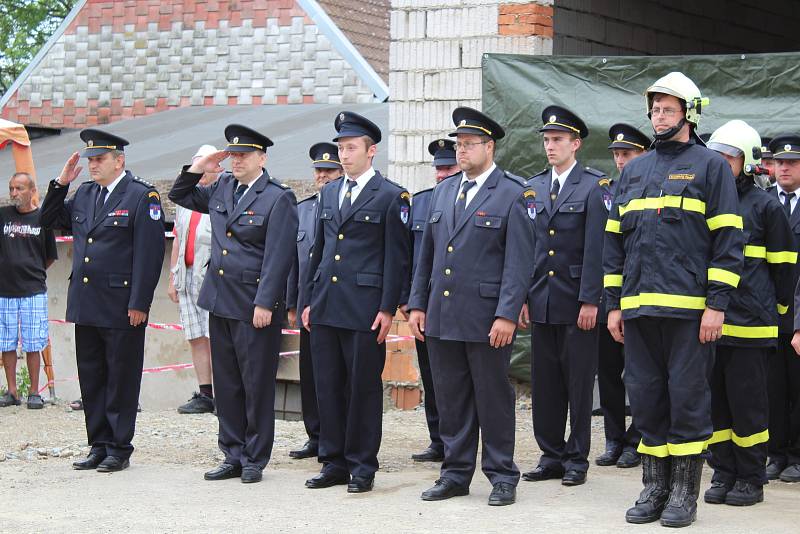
[438,140,445,147]
[322,153,330,160]
[616,133,624,141]
[459,119,466,127]
[549,115,557,123]
[233,136,239,144]
[786,144,792,151]
[339,113,345,121]
[87,140,94,147]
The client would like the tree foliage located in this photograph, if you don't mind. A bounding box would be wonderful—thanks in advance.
[0,0,77,96]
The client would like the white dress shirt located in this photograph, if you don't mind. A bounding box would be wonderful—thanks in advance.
[776,183,800,215]
[99,171,127,204]
[456,163,496,208]
[551,160,578,192]
[339,167,376,208]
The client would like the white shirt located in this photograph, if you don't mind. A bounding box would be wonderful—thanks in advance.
[551,160,578,193]
[99,171,126,204]
[235,171,265,202]
[776,184,800,215]
[456,163,496,208]
[339,167,376,208]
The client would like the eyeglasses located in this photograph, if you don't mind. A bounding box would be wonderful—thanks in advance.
[455,141,488,151]
[650,107,682,117]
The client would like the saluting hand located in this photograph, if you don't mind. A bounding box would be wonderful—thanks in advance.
[187,150,228,175]
[607,309,624,344]
[58,152,82,185]
[128,309,147,327]
[371,311,393,344]
[489,317,516,349]
[699,307,724,344]
[253,305,272,329]
[408,310,426,342]
[577,303,598,331]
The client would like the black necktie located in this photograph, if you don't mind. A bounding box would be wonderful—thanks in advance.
[95,186,108,216]
[782,191,795,218]
[340,179,358,218]
[550,177,561,202]
[454,180,477,221]
[233,183,247,206]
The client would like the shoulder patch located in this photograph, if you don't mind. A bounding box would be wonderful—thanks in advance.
[584,167,605,178]
[523,189,535,198]
[504,170,526,185]
[148,191,161,201]
[400,191,411,201]
[598,178,610,187]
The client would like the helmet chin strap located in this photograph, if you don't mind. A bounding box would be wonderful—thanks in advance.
[652,118,687,142]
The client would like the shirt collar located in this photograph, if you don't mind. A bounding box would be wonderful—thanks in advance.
[460,162,496,188]
[777,183,800,196]
[344,167,376,189]
[552,160,578,183]
[104,171,127,195]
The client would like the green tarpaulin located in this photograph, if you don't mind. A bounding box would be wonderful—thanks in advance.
[483,51,800,381]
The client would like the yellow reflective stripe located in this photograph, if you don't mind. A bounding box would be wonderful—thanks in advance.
[621,293,706,311]
[707,213,743,231]
[744,245,766,259]
[706,429,732,445]
[667,440,707,456]
[778,303,789,315]
[618,196,706,216]
[604,274,623,288]
[707,267,740,288]
[731,429,769,448]
[637,441,669,457]
[766,250,798,264]
[605,219,621,233]
[721,324,778,339]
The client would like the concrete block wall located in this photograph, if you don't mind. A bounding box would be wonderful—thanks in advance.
[389,0,553,193]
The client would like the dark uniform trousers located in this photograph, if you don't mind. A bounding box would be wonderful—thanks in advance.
[708,346,769,486]
[40,172,165,460]
[415,338,443,453]
[598,327,640,450]
[624,317,714,455]
[169,167,298,470]
[299,328,320,445]
[426,337,518,487]
[532,324,597,472]
[769,334,800,465]
[304,171,410,479]
[527,162,609,473]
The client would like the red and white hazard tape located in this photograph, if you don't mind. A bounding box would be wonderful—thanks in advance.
[55,232,175,243]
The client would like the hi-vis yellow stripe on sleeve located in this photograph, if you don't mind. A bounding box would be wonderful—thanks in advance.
[618,196,706,217]
[604,274,623,288]
[744,245,797,264]
[605,219,621,233]
[721,324,778,339]
[620,293,706,311]
[706,213,743,231]
[707,268,740,288]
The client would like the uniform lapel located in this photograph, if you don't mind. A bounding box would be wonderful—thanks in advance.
[445,176,459,234]
[340,171,383,225]
[552,163,582,214]
[451,166,500,237]
[227,171,268,228]
[91,172,131,231]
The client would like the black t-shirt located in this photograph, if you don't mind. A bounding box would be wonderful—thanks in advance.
[0,206,58,297]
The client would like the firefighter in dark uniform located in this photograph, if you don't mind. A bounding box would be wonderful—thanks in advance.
[519,106,610,487]
[595,123,650,470]
[286,142,342,460]
[408,107,535,506]
[301,112,410,493]
[40,129,165,473]
[169,124,298,484]
[603,72,744,527]
[702,121,795,506]
[770,133,800,482]
[402,139,460,463]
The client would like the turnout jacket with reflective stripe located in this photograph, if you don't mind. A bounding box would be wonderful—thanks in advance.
[603,139,744,320]
[719,181,795,346]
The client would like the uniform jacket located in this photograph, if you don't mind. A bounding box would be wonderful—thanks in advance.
[399,187,433,306]
[720,180,795,347]
[603,139,744,320]
[40,172,165,329]
[767,185,800,335]
[287,193,320,312]
[407,166,535,342]
[304,171,411,332]
[169,168,298,322]
[527,162,610,325]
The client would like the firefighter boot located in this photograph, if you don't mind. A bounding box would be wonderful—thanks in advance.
[625,455,672,524]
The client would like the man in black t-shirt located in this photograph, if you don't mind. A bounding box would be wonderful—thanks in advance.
[0,172,57,409]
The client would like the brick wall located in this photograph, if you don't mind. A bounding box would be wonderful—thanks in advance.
[389,0,553,194]
[553,0,800,56]
[1,0,376,128]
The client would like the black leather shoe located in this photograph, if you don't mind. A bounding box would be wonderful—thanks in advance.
[522,465,564,482]
[779,463,800,482]
[72,453,106,470]
[421,478,469,501]
[616,450,642,468]
[703,480,732,504]
[305,471,350,489]
[289,441,319,459]
[204,463,242,480]
[347,476,375,493]
[595,445,622,466]
[96,456,130,473]
[411,447,444,462]
[725,480,763,506]
[562,469,587,486]
[241,466,263,484]
[488,482,516,506]
[766,458,786,480]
